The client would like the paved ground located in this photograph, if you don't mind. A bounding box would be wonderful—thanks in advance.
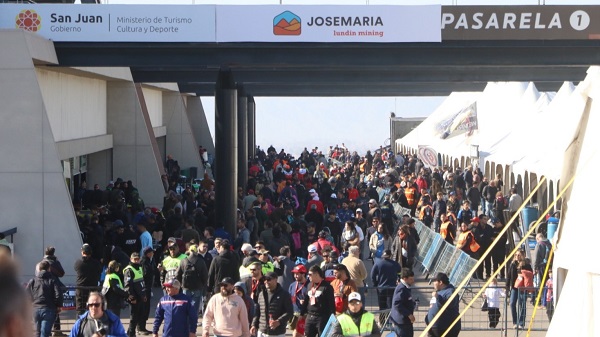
[55,262,550,337]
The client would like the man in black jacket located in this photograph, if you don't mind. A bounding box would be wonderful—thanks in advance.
[251,271,293,337]
[42,246,66,335]
[207,240,240,293]
[176,245,208,317]
[74,244,102,316]
[27,260,63,337]
[123,252,148,336]
[300,265,335,337]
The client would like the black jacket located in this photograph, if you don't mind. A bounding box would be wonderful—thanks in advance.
[207,250,240,293]
[74,256,102,287]
[300,280,335,317]
[176,253,208,291]
[253,284,293,335]
[27,271,63,310]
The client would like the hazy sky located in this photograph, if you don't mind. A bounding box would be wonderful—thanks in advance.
[102,0,596,155]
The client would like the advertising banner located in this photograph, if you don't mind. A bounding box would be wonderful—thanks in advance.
[0,4,216,42]
[418,146,439,168]
[442,5,600,40]
[216,5,441,43]
[435,102,478,140]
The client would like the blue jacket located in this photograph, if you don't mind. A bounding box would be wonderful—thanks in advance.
[390,281,415,326]
[153,292,197,337]
[425,284,461,331]
[371,258,401,288]
[69,310,127,337]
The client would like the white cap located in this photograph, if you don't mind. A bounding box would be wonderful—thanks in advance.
[308,244,317,253]
[348,292,361,302]
[241,243,254,253]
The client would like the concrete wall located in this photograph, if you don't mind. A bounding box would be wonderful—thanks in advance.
[164,92,203,179]
[391,117,425,153]
[36,68,107,141]
[0,30,82,283]
[142,87,163,128]
[187,95,215,171]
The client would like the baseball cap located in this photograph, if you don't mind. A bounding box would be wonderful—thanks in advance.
[291,265,307,274]
[241,243,254,253]
[309,189,317,194]
[130,252,140,259]
[382,249,392,258]
[470,217,480,223]
[307,245,317,253]
[114,220,124,227]
[163,279,181,288]
[142,247,154,255]
[449,191,455,196]
[348,292,362,302]
[355,208,363,213]
[167,237,177,247]
[81,243,92,254]
[218,277,235,286]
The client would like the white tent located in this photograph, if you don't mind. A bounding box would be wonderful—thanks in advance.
[546,66,600,337]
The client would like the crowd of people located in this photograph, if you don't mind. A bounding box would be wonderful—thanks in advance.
[14,143,558,337]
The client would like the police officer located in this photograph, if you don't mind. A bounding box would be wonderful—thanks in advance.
[123,252,148,336]
[331,292,381,337]
[101,260,128,317]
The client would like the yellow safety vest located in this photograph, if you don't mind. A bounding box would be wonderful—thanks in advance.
[122,265,144,283]
[261,261,275,275]
[337,312,375,337]
[102,273,123,291]
[162,254,186,271]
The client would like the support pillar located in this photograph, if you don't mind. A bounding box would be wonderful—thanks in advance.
[247,96,256,159]
[215,70,237,236]
[186,96,215,178]
[237,86,248,192]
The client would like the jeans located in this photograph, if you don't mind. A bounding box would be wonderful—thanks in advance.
[393,324,414,337]
[34,307,57,337]
[485,201,494,218]
[183,288,203,317]
[510,289,526,326]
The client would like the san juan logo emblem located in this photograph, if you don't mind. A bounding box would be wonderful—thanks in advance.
[273,11,301,36]
[16,9,41,32]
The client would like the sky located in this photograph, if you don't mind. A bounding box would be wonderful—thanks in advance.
[101,0,598,156]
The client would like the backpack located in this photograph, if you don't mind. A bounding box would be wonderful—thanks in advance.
[182,257,202,290]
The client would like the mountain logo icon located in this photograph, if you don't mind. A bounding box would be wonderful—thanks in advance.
[273,11,301,36]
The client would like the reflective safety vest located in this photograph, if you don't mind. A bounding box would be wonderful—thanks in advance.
[456,231,480,252]
[337,312,375,337]
[102,273,123,293]
[239,265,251,279]
[122,265,144,283]
[405,187,417,206]
[162,254,186,280]
[261,261,275,275]
[440,221,454,241]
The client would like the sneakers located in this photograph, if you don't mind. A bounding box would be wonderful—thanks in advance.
[137,329,151,335]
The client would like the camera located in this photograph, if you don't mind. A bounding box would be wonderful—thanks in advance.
[98,328,106,336]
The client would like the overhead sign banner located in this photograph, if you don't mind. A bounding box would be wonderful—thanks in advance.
[0,4,216,42]
[442,6,600,40]
[216,5,441,43]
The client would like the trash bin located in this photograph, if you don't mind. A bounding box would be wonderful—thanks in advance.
[521,206,538,234]
[547,217,559,240]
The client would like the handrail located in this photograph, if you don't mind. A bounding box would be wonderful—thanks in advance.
[0,227,17,243]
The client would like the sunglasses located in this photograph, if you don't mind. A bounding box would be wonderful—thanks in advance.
[322,255,330,258]
[168,246,177,250]
[249,269,259,272]
[264,278,274,282]
[87,303,102,308]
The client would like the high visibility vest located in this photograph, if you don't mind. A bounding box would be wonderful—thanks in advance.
[261,261,275,275]
[405,188,416,206]
[102,273,123,292]
[162,254,186,280]
[440,221,454,241]
[122,265,144,283]
[337,312,375,337]
[456,231,480,252]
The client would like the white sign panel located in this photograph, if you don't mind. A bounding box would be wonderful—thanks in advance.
[216,5,441,43]
[0,4,216,42]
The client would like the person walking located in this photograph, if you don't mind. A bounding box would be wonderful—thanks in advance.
[74,244,102,316]
[140,247,157,332]
[300,265,335,337]
[176,244,208,319]
[371,249,401,310]
[43,247,67,336]
[251,272,293,337]
[425,273,461,337]
[69,292,127,337]
[27,260,64,337]
[390,268,416,337]
[101,261,128,317]
[123,253,148,336]
[152,279,197,337]
[202,277,251,337]
[330,292,381,337]
[288,265,309,337]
